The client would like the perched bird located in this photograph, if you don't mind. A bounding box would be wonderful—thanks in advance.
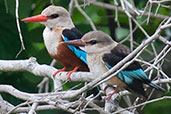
[63,31,165,99]
[22,5,101,99]
[22,5,88,79]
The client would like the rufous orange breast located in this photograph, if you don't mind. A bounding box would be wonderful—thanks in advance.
[50,28,88,72]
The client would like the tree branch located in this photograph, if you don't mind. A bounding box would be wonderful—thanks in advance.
[15,0,25,57]
[0,57,55,78]
[114,96,171,114]
[79,0,170,20]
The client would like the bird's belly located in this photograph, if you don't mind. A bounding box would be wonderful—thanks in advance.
[87,54,126,87]
[89,61,126,87]
[87,57,108,76]
[107,77,127,88]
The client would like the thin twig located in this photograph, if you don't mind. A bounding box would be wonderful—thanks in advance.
[74,0,97,30]
[158,36,171,46]
[15,0,25,58]
[128,17,133,51]
[50,0,54,5]
[7,101,30,114]
[79,0,170,20]
[146,2,152,25]
[114,0,120,27]
[155,3,161,16]
[114,96,171,114]
[69,0,75,16]
[4,0,8,13]
[28,103,38,114]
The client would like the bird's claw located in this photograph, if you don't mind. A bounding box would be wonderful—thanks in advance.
[53,67,67,77]
[67,71,72,80]
[106,94,113,101]
[67,66,80,80]
[104,84,115,95]
[104,85,119,100]
[53,71,60,77]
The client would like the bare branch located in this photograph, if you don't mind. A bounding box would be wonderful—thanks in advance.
[15,0,25,57]
[114,96,171,114]
[0,57,55,78]
[158,36,171,46]
[13,105,60,113]
[0,95,16,114]
[79,0,170,20]
[4,0,8,13]
[69,0,75,16]
[74,0,97,30]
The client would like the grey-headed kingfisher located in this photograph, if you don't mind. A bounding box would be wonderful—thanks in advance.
[22,5,88,79]
[63,31,165,99]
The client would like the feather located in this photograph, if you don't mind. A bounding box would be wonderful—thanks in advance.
[148,82,166,92]
[102,44,165,97]
[63,36,87,64]
[61,28,87,64]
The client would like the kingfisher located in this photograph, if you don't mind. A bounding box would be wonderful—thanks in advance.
[22,5,89,79]
[63,31,165,99]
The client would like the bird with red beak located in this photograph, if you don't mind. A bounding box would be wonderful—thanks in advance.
[63,31,165,100]
[22,5,88,79]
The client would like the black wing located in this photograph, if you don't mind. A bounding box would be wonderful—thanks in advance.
[62,28,83,40]
[102,44,142,71]
[62,28,87,64]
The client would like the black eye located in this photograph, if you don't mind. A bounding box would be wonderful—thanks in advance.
[50,14,59,19]
[89,40,97,45]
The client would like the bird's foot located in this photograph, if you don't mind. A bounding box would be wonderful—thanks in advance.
[104,84,115,95]
[104,85,118,100]
[67,66,80,80]
[106,89,118,100]
[53,67,67,77]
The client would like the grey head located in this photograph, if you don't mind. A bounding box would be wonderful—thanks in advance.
[41,5,74,29]
[81,31,117,54]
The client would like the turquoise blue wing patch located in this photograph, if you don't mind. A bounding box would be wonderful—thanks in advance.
[104,61,149,84]
[104,62,112,69]
[118,69,149,84]
[104,61,134,84]
[63,36,87,65]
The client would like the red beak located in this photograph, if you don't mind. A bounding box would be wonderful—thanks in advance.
[22,15,48,22]
[62,40,86,47]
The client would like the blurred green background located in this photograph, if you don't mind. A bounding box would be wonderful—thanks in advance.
[0,0,170,113]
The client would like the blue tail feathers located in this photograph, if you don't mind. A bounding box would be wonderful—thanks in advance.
[148,82,166,92]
